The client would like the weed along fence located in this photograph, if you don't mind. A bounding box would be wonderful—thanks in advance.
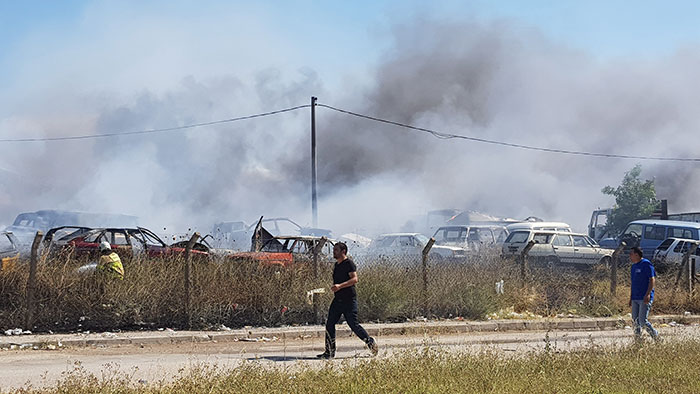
[3,231,700,333]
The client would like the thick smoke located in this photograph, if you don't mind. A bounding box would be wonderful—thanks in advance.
[1,17,699,236]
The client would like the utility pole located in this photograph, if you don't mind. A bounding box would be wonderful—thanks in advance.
[311,96,318,228]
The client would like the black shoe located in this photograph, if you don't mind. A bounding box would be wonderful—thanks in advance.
[367,338,378,356]
[316,352,334,359]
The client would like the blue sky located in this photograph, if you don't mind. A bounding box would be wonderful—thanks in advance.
[3,1,700,62]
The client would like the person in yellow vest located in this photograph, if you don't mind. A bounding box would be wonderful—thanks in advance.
[97,241,124,280]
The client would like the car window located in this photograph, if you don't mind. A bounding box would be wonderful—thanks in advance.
[644,226,666,241]
[572,236,589,247]
[84,231,107,243]
[477,229,495,244]
[553,234,572,246]
[657,239,674,251]
[398,236,414,247]
[112,231,129,245]
[0,234,14,253]
[670,228,694,239]
[533,233,553,244]
[139,230,165,247]
[623,224,643,237]
[673,241,684,253]
[494,229,508,243]
[505,231,529,243]
[467,228,480,242]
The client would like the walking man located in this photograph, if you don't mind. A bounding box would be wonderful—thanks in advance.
[317,242,378,359]
[629,246,659,340]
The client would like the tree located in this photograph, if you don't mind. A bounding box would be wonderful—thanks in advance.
[602,165,658,236]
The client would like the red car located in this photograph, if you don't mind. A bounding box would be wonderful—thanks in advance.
[46,226,208,260]
[229,218,334,267]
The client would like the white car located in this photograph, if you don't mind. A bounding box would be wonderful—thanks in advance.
[431,225,508,255]
[366,233,465,262]
[502,230,613,266]
[652,237,700,267]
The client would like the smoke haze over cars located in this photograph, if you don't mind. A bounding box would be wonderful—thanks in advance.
[1,6,699,235]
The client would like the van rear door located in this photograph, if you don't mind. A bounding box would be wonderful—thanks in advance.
[642,225,667,257]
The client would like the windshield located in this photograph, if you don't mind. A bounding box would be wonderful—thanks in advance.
[433,227,467,244]
[415,234,430,246]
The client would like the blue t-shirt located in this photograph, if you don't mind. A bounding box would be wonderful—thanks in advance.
[630,258,655,301]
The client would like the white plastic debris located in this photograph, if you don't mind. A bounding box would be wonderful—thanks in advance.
[218,324,232,331]
[306,288,326,305]
[684,311,692,316]
[4,328,23,336]
[495,280,504,295]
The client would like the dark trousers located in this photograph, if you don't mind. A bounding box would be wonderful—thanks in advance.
[325,296,370,354]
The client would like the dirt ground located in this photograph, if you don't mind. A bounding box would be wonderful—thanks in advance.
[2,324,699,391]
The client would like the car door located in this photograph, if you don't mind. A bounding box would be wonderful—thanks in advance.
[552,234,575,264]
[572,235,596,265]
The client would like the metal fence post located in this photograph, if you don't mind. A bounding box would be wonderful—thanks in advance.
[25,231,43,330]
[312,237,327,324]
[610,242,626,296]
[675,243,697,291]
[422,238,435,317]
[184,232,200,330]
[519,241,535,283]
[688,243,698,295]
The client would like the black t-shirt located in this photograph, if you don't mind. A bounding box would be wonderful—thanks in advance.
[333,258,357,300]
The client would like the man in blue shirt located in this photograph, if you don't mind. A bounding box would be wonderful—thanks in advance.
[629,246,659,340]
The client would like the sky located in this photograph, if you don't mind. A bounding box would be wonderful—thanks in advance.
[1,1,700,237]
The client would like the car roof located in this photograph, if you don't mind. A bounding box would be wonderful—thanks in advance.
[506,222,571,229]
[435,225,505,230]
[377,233,421,237]
[510,230,591,237]
[661,237,699,243]
[274,235,335,241]
[628,220,700,228]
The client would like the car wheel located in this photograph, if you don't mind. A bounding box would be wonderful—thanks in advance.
[544,256,559,269]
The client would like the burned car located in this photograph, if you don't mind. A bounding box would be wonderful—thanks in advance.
[45,226,208,260]
[212,217,332,251]
[0,231,20,271]
[229,218,334,267]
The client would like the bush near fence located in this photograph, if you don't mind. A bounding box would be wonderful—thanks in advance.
[1,252,699,332]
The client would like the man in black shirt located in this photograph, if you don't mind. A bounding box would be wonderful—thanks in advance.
[317,242,378,359]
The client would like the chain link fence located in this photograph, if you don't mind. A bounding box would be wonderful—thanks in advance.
[2,238,700,332]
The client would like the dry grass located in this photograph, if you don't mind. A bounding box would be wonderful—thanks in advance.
[1,252,699,332]
[8,339,700,393]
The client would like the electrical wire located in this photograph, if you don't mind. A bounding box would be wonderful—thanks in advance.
[0,104,311,143]
[317,103,700,162]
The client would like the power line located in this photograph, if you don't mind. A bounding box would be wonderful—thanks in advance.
[317,103,700,163]
[0,105,310,143]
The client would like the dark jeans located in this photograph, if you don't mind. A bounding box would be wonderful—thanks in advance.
[325,296,370,354]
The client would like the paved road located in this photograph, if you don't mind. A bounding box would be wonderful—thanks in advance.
[1,325,698,390]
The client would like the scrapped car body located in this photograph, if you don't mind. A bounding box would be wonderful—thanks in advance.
[212,217,332,251]
[0,232,20,270]
[5,210,138,249]
[652,237,700,267]
[364,233,466,263]
[228,218,334,267]
[431,225,509,255]
[502,230,613,266]
[47,226,208,260]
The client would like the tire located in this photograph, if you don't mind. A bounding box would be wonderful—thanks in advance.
[544,256,560,269]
